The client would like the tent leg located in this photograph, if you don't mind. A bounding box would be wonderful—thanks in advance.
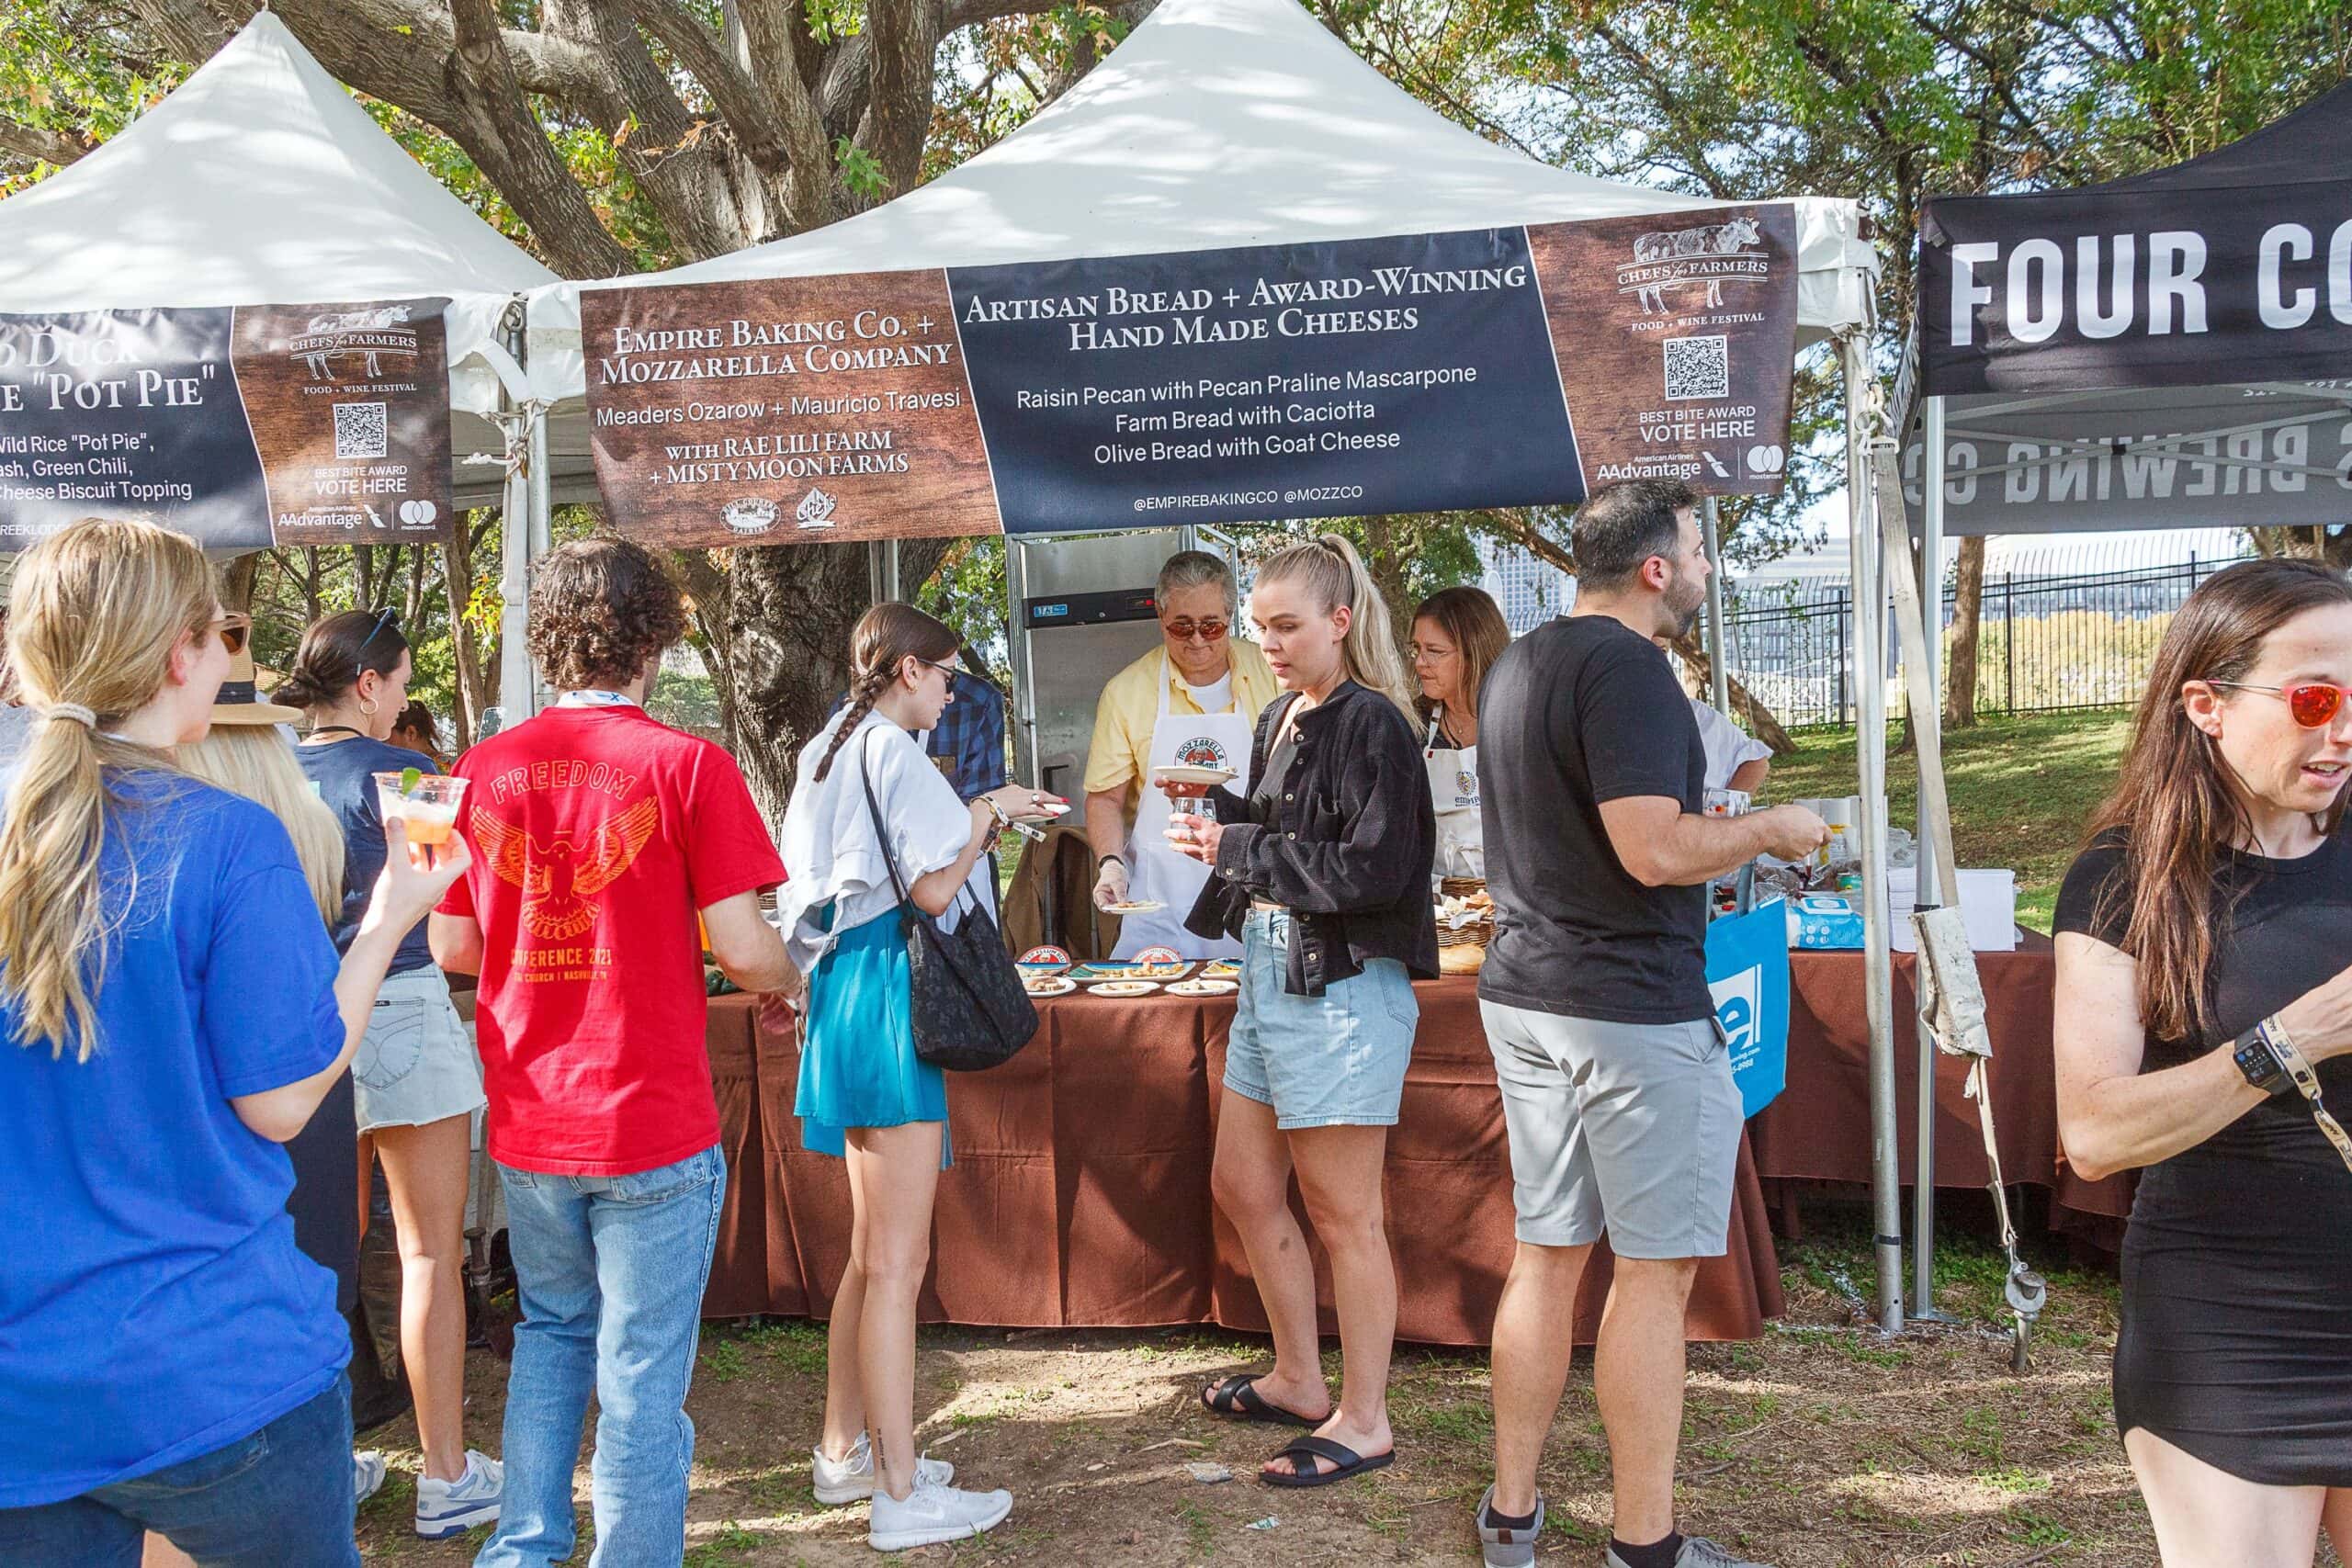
[1912,395,1951,1321]
[1845,333,1903,1335]
[496,302,535,734]
[1702,496,1732,716]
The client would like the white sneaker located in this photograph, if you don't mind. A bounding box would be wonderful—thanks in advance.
[353,1450,388,1507]
[866,1477,1012,1552]
[413,1450,504,1540]
[811,1433,956,1505]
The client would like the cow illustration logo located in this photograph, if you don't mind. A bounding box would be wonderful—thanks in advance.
[795,487,840,530]
[289,303,420,382]
[1175,737,1230,770]
[472,797,661,942]
[1617,214,1768,315]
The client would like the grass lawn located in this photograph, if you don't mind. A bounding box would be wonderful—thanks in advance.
[1764,710,2135,932]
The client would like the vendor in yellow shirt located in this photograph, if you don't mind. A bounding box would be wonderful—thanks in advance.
[1084,550,1280,959]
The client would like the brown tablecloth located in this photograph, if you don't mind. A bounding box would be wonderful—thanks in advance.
[702,977,1785,1347]
[1746,934,2132,1233]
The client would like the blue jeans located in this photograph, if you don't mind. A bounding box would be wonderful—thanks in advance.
[477,1145,726,1568]
[0,1375,357,1568]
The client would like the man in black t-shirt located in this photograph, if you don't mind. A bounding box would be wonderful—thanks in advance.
[1471,480,1827,1568]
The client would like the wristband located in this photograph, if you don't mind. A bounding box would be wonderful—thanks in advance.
[2233,1021,2291,1095]
[2258,1013,2352,1176]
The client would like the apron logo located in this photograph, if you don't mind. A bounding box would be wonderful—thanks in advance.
[1456,768,1477,800]
[1177,737,1229,770]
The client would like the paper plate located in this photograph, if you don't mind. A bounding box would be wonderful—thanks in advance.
[1023,975,1077,997]
[1104,900,1166,915]
[1151,764,1238,786]
[1167,978,1238,997]
[1088,980,1162,997]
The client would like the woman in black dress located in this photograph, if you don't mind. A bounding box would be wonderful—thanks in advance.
[2054,558,2352,1565]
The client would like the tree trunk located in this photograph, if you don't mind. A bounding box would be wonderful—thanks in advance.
[1666,628,1796,754]
[1945,533,1985,728]
[219,552,263,614]
[1358,513,1419,661]
[442,528,491,751]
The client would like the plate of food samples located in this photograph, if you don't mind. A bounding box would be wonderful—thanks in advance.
[1198,959,1241,980]
[1103,899,1166,916]
[1150,763,1238,788]
[1074,960,1188,982]
[1088,979,1162,998]
[1166,977,1238,997]
[1023,974,1078,998]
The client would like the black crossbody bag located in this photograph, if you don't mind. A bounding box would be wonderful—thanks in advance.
[859,735,1036,1071]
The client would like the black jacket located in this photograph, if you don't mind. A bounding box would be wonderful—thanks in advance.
[1184,680,1438,996]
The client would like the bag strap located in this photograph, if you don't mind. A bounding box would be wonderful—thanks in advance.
[858,728,917,909]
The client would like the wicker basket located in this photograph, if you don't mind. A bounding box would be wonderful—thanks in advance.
[1440,875,1487,901]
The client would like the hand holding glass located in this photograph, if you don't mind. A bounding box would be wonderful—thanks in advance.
[374,772,469,870]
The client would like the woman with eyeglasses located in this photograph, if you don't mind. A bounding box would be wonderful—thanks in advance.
[778,603,1063,1551]
[276,609,503,1538]
[1408,586,1511,883]
[0,518,468,1564]
[1083,550,1281,959]
[2052,558,2352,1565]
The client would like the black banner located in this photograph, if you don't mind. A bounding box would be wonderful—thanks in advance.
[0,299,456,550]
[1920,184,2352,396]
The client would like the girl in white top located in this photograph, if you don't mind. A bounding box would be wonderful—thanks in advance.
[775,602,1060,1554]
[1408,587,1511,880]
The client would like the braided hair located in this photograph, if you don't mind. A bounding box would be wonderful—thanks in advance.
[811,601,961,782]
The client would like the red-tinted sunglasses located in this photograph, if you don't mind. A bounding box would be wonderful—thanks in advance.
[2209,680,2352,729]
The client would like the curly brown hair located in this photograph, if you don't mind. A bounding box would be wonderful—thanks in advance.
[526,536,687,693]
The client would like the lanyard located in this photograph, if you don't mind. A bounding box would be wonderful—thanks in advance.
[556,690,638,709]
[2262,1016,2352,1175]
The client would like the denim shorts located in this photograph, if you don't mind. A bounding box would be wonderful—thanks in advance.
[353,968,485,1134]
[1222,908,1419,1130]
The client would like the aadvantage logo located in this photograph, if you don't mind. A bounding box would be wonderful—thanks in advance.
[1709,964,1760,1070]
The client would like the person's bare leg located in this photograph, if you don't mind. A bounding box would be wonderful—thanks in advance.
[2125,1427,2325,1567]
[374,1114,476,1482]
[844,1122,944,1502]
[2319,1485,2352,1563]
[820,1159,871,1461]
[1487,1240,1593,1515]
[1594,1256,1700,1544]
[1204,1093,1331,1423]
[1272,1124,1397,1478]
[142,1535,194,1566]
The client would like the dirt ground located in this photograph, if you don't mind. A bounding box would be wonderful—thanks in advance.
[350,1216,2320,1568]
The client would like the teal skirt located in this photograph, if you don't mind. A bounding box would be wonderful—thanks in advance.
[797,904,951,1167]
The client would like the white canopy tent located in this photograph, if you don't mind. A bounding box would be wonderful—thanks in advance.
[0,9,561,703]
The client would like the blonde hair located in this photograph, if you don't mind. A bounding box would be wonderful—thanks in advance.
[179,728,347,927]
[1256,534,1418,720]
[0,518,217,1061]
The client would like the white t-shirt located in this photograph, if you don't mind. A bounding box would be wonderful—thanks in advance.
[1690,698,1770,792]
[1183,672,1235,715]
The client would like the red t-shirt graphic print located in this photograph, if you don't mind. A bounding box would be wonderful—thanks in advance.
[439,704,785,1176]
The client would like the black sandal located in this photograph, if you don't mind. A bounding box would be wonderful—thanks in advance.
[1260,1434,1396,1488]
[1199,1374,1329,1429]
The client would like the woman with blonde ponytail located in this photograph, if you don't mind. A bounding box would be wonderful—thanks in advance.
[0,519,469,1566]
[1165,532,1437,1488]
[777,603,1064,1552]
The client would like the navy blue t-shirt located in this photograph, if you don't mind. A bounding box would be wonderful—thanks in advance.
[0,770,349,1506]
[299,735,438,973]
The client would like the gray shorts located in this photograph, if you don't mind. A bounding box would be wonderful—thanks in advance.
[1480,999,1740,1260]
[353,968,485,1134]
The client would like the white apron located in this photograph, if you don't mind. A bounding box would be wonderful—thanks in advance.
[1425,709,1483,881]
[1111,654,1254,960]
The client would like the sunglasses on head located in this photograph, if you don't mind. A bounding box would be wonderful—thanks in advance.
[211,613,251,657]
[2208,680,2352,729]
[1163,617,1228,643]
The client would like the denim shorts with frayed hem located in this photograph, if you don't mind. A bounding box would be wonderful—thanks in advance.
[1222,908,1418,1130]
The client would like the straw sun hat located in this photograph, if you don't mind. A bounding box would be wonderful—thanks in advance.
[209,624,306,728]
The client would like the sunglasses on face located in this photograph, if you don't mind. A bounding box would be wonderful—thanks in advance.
[211,613,251,657]
[2209,680,2352,729]
[1163,618,1228,643]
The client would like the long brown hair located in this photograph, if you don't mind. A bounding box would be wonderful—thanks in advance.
[1411,585,1511,728]
[810,602,959,783]
[2085,558,2352,1041]
[0,518,217,1061]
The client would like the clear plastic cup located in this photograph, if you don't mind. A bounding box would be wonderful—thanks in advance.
[375,771,469,853]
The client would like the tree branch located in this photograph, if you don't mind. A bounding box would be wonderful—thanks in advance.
[127,0,233,63]
[0,115,87,167]
[628,1,794,173]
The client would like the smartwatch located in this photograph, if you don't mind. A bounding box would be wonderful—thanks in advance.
[2233,1019,2292,1096]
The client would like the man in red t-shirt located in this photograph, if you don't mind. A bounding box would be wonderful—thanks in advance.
[431,537,793,1568]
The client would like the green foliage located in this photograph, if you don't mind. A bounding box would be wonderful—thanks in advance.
[0,1,184,192]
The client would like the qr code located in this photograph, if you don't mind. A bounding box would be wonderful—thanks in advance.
[334,401,389,460]
[1663,335,1730,401]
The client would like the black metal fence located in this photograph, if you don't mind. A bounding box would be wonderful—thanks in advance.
[1723,554,2242,728]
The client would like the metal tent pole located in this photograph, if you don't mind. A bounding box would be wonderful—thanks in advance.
[524,396,551,719]
[1912,395,1950,1320]
[1702,495,1732,715]
[495,302,535,733]
[1844,332,1903,1334]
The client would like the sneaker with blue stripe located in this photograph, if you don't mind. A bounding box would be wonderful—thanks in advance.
[413,1450,503,1540]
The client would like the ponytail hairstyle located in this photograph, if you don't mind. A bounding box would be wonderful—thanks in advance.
[0,518,218,1061]
[2084,557,2352,1042]
[272,607,410,716]
[1255,534,1418,720]
[810,601,961,783]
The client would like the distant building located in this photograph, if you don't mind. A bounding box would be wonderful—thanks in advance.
[1476,539,1577,635]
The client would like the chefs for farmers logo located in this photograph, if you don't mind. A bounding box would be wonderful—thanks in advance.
[288,304,420,383]
[1176,737,1232,771]
[1617,213,1770,316]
